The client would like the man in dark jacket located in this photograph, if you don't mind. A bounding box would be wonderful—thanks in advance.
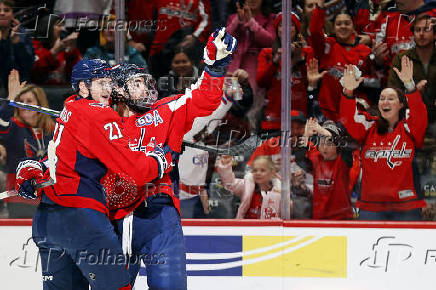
[0,0,34,89]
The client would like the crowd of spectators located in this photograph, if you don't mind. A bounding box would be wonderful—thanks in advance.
[0,0,436,222]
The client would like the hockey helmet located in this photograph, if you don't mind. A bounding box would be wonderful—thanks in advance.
[110,63,158,112]
[71,59,111,91]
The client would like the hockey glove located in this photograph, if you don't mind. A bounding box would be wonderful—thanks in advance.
[15,160,44,199]
[203,27,238,77]
[146,145,174,179]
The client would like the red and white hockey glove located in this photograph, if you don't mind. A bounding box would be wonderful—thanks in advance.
[146,145,175,179]
[203,27,238,77]
[15,160,44,199]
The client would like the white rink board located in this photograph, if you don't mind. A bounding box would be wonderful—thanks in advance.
[1,222,436,290]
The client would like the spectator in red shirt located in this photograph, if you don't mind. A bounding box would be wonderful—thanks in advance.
[32,15,81,85]
[340,58,427,220]
[303,118,354,220]
[309,4,374,122]
[257,12,313,132]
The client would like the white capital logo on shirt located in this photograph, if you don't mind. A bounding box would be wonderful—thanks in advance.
[364,135,412,169]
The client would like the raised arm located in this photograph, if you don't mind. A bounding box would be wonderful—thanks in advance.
[215,155,245,198]
[339,65,373,143]
[309,5,327,61]
[192,0,211,43]
[256,48,279,88]
[0,70,26,125]
[168,28,237,139]
[393,56,428,148]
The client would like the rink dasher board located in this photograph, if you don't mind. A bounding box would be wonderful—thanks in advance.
[1,219,436,290]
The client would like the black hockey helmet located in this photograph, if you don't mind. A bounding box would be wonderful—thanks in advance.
[110,63,158,112]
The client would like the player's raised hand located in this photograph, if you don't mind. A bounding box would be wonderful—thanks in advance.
[15,160,44,199]
[204,27,238,76]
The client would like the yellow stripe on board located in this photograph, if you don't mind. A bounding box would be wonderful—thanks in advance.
[242,236,347,278]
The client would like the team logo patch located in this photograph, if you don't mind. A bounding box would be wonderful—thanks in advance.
[364,135,412,169]
[136,111,163,127]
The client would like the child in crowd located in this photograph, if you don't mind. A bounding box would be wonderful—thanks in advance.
[303,118,354,219]
[216,155,284,219]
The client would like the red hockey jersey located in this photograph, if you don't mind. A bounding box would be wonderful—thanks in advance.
[310,6,372,122]
[42,97,160,215]
[307,147,353,220]
[110,71,225,220]
[339,90,427,211]
[374,3,436,67]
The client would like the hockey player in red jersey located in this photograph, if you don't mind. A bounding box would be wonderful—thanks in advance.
[340,56,427,220]
[14,59,173,290]
[108,28,237,289]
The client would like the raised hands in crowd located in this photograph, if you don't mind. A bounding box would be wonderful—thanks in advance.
[7,69,26,101]
[236,1,253,23]
[306,58,327,89]
[392,55,415,92]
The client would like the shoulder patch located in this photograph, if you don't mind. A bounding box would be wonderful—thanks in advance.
[135,110,164,127]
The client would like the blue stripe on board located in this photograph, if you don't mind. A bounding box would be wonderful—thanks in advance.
[139,236,244,277]
[184,235,242,253]
[186,235,243,276]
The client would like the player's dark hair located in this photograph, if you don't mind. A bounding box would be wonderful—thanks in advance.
[376,87,408,135]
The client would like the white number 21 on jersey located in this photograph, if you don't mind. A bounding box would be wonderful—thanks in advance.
[104,122,123,140]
